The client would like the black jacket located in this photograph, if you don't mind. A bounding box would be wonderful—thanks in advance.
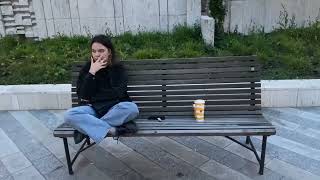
[77,60,131,117]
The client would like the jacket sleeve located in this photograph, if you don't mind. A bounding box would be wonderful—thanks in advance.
[76,62,97,100]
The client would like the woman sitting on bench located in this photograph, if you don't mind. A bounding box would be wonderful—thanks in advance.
[64,34,139,144]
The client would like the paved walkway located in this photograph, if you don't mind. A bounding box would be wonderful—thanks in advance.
[0,107,320,180]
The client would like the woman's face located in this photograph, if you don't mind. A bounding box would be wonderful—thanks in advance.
[91,42,111,63]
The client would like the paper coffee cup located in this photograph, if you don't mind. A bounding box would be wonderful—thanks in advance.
[193,99,205,121]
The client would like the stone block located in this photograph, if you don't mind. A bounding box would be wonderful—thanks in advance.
[262,89,298,107]
[0,94,19,110]
[201,15,215,46]
[16,93,59,110]
[0,5,14,16]
[297,89,320,107]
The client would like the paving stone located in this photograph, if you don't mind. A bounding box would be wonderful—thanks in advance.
[0,161,11,179]
[0,129,19,158]
[58,152,91,173]
[0,175,13,180]
[144,136,209,167]
[118,169,146,180]
[198,136,233,148]
[12,166,45,180]
[170,136,230,162]
[266,158,320,180]
[11,137,44,154]
[98,137,133,159]
[44,168,76,180]
[30,110,63,131]
[256,135,320,161]
[295,126,320,139]
[218,152,248,170]
[24,145,51,161]
[75,164,113,180]
[252,169,290,180]
[264,108,320,129]
[32,154,64,175]
[273,125,320,150]
[0,112,23,133]
[251,137,320,176]
[120,137,214,180]
[9,111,57,146]
[263,113,300,131]
[1,152,31,173]
[239,162,287,180]
[80,145,132,178]
[200,160,250,180]
[225,142,272,165]
[120,151,170,180]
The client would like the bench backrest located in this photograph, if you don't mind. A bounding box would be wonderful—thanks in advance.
[71,56,261,118]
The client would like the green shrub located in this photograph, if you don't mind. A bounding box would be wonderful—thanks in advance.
[0,24,319,84]
[133,49,164,59]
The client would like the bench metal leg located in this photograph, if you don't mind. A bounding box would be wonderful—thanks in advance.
[226,135,268,175]
[245,136,250,144]
[86,136,90,145]
[259,136,267,175]
[63,138,74,175]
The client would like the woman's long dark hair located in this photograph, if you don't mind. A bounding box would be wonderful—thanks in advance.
[90,35,118,64]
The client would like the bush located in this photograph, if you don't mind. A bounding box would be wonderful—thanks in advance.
[0,24,319,84]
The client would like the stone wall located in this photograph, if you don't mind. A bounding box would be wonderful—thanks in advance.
[0,0,201,39]
[0,0,37,38]
[225,0,320,34]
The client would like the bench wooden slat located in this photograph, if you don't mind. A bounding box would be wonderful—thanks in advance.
[72,94,261,101]
[71,56,257,67]
[127,78,261,85]
[128,89,261,96]
[134,100,261,107]
[138,106,260,111]
[128,83,261,90]
[130,129,275,136]
[126,72,259,81]
[121,56,258,64]
[130,95,261,101]
[73,61,260,71]
[138,111,262,117]
[72,83,261,91]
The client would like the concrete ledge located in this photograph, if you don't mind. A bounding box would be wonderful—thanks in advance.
[0,80,319,110]
[0,84,71,110]
[261,79,320,107]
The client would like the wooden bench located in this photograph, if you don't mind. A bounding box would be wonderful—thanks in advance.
[54,56,276,175]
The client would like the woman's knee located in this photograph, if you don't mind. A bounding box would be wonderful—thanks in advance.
[64,106,93,124]
[64,108,77,124]
[118,102,139,118]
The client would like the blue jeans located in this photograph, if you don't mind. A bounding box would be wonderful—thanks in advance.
[64,102,139,143]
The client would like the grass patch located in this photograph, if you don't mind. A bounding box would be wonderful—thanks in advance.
[0,23,319,84]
